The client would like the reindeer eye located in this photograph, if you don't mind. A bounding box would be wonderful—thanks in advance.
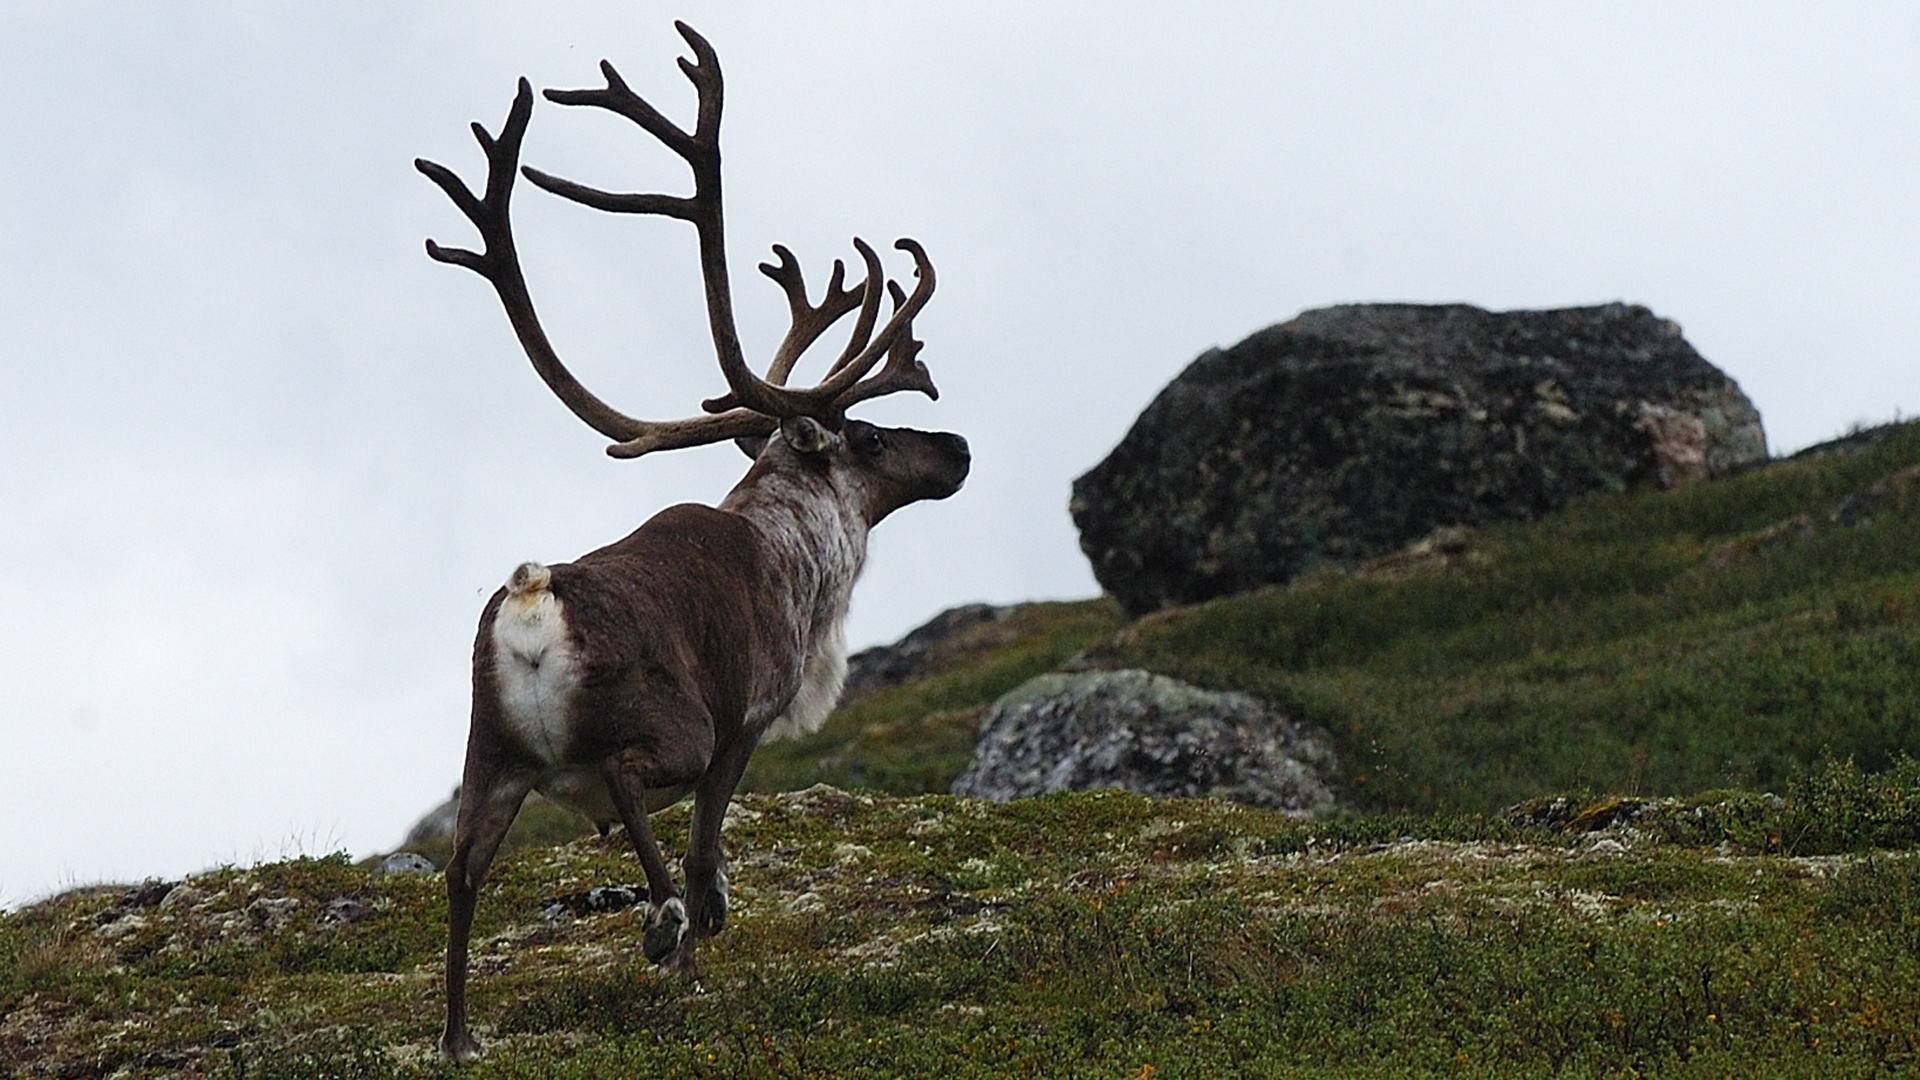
[855,430,885,456]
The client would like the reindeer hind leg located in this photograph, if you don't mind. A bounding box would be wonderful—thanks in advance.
[440,766,537,1064]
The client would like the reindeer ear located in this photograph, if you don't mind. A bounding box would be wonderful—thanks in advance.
[780,416,838,455]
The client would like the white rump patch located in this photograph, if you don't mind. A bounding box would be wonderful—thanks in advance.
[492,561,581,765]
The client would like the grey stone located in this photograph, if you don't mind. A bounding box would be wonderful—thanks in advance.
[951,669,1334,814]
[1070,302,1767,616]
[322,896,379,924]
[541,884,645,925]
[94,913,149,940]
[375,851,437,875]
[158,885,206,911]
[245,896,302,931]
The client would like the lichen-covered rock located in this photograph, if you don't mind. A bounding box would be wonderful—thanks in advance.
[374,852,436,875]
[1071,303,1767,616]
[951,669,1334,814]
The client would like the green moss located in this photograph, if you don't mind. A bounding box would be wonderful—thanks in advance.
[723,428,1920,822]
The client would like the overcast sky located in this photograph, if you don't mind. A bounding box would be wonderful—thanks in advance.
[2,2,1915,907]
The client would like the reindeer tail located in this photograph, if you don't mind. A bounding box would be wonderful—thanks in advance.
[506,561,552,598]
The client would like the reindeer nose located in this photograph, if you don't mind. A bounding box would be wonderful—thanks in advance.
[937,432,971,491]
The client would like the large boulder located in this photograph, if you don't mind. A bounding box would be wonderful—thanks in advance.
[951,669,1335,814]
[1071,303,1767,616]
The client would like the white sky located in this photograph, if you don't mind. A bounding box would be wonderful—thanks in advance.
[2,2,1915,906]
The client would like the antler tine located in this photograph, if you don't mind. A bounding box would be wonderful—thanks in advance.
[521,24,823,425]
[701,238,886,415]
[833,277,939,411]
[415,80,654,446]
[519,58,699,220]
[757,245,864,387]
[701,237,932,418]
[795,237,938,405]
[671,20,725,148]
[824,238,889,378]
[419,78,788,460]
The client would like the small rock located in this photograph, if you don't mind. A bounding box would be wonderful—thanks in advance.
[120,879,176,910]
[582,885,642,912]
[375,852,436,875]
[158,885,206,912]
[95,913,149,940]
[245,897,302,931]
[321,897,378,925]
[541,884,645,924]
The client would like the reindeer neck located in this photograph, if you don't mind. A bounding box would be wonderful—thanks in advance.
[719,466,868,633]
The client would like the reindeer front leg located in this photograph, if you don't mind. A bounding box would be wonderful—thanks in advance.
[599,701,717,974]
[671,733,759,975]
[602,765,688,964]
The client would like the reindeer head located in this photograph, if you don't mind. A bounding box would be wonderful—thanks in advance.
[414,22,968,513]
[750,416,970,526]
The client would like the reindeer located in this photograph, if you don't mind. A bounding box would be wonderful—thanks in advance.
[414,23,970,1063]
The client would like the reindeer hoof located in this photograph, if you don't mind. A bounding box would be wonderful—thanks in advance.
[701,868,729,936]
[643,897,688,964]
[438,1031,484,1064]
[667,949,702,982]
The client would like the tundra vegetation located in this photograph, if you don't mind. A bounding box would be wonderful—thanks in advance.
[7,423,1920,1077]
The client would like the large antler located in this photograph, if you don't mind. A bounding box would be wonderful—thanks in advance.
[416,21,938,459]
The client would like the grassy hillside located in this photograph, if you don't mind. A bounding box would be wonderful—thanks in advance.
[1104,422,1920,813]
[417,421,1920,858]
[6,767,1920,1077]
[741,420,1920,817]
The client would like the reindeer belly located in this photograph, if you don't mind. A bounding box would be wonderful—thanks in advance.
[536,766,692,827]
